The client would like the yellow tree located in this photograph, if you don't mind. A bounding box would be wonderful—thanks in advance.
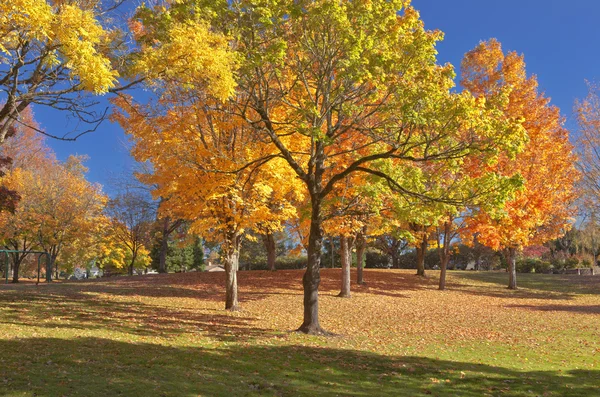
[0,111,55,281]
[461,39,579,289]
[30,156,107,280]
[129,1,525,333]
[105,191,155,276]
[113,92,299,310]
[0,0,121,142]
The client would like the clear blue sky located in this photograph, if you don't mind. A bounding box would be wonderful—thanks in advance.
[39,0,600,194]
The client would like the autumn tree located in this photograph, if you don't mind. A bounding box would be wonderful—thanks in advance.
[105,191,155,276]
[461,39,579,289]
[576,83,600,213]
[113,89,299,310]
[0,111,53,280]
[127,0,525,333]
[0,154,107,281]
[0,0,124,142]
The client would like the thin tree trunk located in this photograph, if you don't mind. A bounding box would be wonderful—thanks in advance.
[262,232,277,271]
[46,255,54,282]
[416,233,427,276]
[224,233,241,311]
[298,195,325,334]
[506,247,517,289]
[129,250,137,276]
[356,230,366,285]
[338,235,351,298]
[330,237,335,268]
[392,254,399,269]
[158,217,170,273]
[11,262,20,283]
[438,221,451,290]
[11,252,25,283]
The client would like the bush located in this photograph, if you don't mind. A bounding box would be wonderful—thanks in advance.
[240,256,307,271]
[564,257,580,269]
[516,258,552,273]
[581,259,592,268]
[365,249,389,268]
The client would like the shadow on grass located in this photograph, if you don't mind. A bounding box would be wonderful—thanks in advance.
[0,289,270,342]
[0,337,598,397]
[0,269,432,303]
[450,271,600,301]
[505,304,600,314]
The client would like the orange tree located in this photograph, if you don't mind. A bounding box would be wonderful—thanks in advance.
[461,39,579,289]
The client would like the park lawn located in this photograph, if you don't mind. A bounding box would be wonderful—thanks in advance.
[0,269,599,396]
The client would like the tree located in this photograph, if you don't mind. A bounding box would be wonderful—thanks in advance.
[461,39,579,289]
[576,83,600,214]
[105,191,155,276]
[113,93,298,310]
[191,236,205,272]
[0,111,54,281]
[0,0,122,142]
[124,0,525,333]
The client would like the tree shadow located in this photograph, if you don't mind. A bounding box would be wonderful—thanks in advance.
[0,288,271,342]
[0,337,597,396]
[505,304,600,315]
[454,272,600,293]
[449,271,600,301]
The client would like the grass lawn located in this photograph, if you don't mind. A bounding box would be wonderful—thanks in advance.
[0,269,599,396]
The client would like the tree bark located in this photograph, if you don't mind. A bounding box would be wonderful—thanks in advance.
[391,254,400,269]
[46,255,54,282]
[11,262,19,283]
[224,233,241,311]
[506,247,517,289]
[158,217,170,274]
[338,236,351,297]
[128,250,137,276]
[356,230,366,285]
[297,195,325,334]
[438,221,451,290]
[416,233,427,276]
[262,232,277,271]
[10,251,26,283]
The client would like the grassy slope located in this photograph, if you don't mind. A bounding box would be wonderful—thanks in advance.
[0,269,599,396]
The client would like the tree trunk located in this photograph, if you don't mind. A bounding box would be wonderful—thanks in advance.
[506,247,517,289]
[298,195,325,334]
[128,252,136,276]
[438,221,451,290]
[338,236,351,298]
[158,217,170,274]
[262,232,277,271]
[416,233,427,276]
[11,262,20,283]
[356,230,366,285]
[392,254,399,269]
[11,252,26,283]
[46,255,54,282]
[224,234,241,311]
[330,237,335,268]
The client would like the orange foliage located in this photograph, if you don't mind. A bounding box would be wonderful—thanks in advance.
[460,39,579,251]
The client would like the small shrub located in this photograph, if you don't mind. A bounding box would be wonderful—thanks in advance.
[564,257,580,269]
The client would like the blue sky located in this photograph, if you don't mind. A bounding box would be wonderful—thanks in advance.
[39,0,600,193]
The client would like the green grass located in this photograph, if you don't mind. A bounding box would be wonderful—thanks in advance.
[0,269,599,396]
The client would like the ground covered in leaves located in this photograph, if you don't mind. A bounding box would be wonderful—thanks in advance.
[1,269,599,396]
